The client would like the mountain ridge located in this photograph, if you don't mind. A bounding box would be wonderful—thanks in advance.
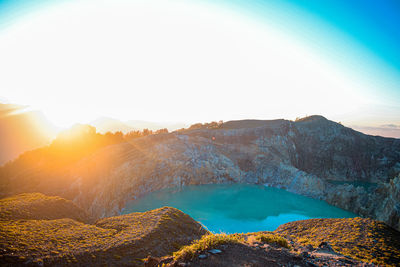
[0,116,399,231]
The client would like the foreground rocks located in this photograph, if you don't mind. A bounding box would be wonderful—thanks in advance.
[168,242,369,267]
[1,116,399,230]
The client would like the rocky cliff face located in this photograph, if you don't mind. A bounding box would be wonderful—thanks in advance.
[1,116,400,230]
[293,116,400,182]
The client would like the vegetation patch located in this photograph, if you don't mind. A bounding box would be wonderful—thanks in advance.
[173,233,244,261]
[0,218,115,261]
[254,232,290,248]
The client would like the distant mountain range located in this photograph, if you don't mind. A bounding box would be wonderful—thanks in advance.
[0,103,188,165]
[351,124,400,138]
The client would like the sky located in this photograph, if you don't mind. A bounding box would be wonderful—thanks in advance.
[0,0,399,133]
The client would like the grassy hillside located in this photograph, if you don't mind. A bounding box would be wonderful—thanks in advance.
[0,193,207,266]
[0,193,91,222]
[275,217,400,266]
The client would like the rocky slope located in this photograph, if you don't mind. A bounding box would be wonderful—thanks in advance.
[0,193,207,266]
[1,116,399,230]
[0,103,56,165]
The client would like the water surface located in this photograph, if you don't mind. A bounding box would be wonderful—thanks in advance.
[122,184,356,233]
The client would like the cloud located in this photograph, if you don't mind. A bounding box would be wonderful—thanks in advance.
[351,125,400,139]
[380,124,400,129]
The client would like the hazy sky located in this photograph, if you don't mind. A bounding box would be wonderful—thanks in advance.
[0,0,399,128]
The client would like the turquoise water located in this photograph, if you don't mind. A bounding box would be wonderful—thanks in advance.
[122,184,356,233]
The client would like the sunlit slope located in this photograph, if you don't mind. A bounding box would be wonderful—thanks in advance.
[0,124,127,198]
[0,116,399,231]
[0,193,207,266]
[0,103,56,165]
[0,193,91,222]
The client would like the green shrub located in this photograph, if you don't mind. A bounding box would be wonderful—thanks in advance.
[255,233,290,248]
[173,233,243,261]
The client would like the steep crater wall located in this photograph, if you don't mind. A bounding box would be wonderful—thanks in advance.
[1,116,399,230]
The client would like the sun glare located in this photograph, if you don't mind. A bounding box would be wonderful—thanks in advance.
[0,0,374,128]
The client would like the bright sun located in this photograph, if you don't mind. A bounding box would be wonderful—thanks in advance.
[0,0,372,128]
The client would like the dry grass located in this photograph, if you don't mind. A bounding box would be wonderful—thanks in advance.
[0,218,115,264]
[173,233,244,261]
[254,232,290,249]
